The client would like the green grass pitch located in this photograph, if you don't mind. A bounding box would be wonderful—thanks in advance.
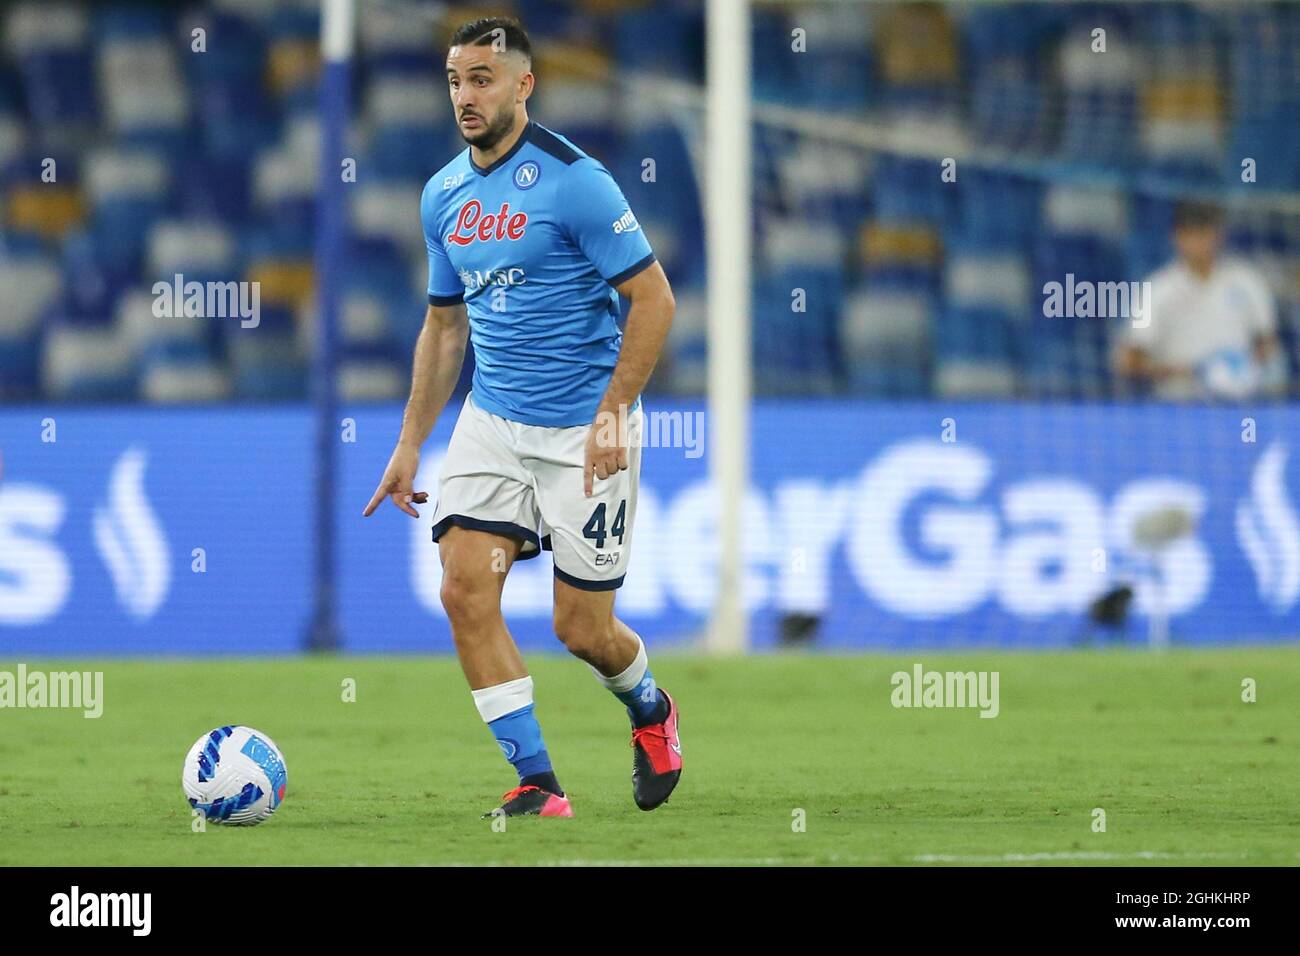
[1,649,1296,866]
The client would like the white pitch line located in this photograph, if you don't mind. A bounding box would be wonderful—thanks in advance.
[910,851,1254,863]
[399,849,1294,867]
[456,857,802,867]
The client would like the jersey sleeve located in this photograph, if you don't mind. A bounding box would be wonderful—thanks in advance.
[422,181,464,306]
[1238,266,1277,338]
[560,158,656,287]
[1125,268,1169,352]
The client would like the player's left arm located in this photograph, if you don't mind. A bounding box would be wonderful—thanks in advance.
[585,261,675,495]
[560,159,676,495]
[1242,265,1280,364]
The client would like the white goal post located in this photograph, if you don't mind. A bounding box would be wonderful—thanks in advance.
[705,0,753,654]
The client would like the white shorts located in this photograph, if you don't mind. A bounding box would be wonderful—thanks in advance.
[430,392,642,590]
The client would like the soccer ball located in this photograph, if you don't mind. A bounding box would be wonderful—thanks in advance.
[1198,348,1258,399]
[182,725,287,825]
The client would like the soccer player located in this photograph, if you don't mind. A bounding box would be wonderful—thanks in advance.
[363,17,680,818]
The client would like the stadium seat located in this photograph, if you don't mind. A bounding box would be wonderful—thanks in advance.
[614,5,702,80]
[97,33,189,152]
[83,148,170,275]
[788,6,873,112]
[339,355,406,402]
[147,220,238,283]
[751,8,797,105]
[1139,77,1223,184]
[951,170,1041,251]
[367,74,447,180]
[873,1,960,112]
[58,229,134,325]
[140,358,232,402]
[1042,184,1130,242]
[4,183,86,242]
[228,329,306,400]
[41,321,136,400]
[5,2,97,136]
[870,156,951,226]
[753,260,843,396]
[856,220,943,296]
[1056,18,1140,168]
[774,140,871,232]
[116,286,214,367]
[350,181,425,258]
[252,117,318,232]
[944,248,1032,321]
[0,255,60,396]
[0,108,24,173]
[342,290,398,351]
[841,286,932,397]
[661,287,706,395]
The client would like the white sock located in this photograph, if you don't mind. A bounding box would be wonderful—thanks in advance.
[591,635,648,693]
[471,675,534,723]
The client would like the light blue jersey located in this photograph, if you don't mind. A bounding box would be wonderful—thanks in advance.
[421,121,655,427]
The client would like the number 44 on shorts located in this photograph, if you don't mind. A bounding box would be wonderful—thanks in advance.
[583,500,627,549]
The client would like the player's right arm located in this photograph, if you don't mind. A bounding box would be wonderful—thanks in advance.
[365,177,470,518]
[363,302,468,517]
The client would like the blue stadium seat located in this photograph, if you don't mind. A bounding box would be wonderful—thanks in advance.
[93,6,169,40]
[614,6,702,80]
[0,255,60,397]
[752,267,842,395]
[58,230,135,325]
[140,356,232,402]
[952,170,1041,250]
[841,286,932,398]
[969,57,1052,152]
[83,149,170,275]
[339,341,405,401]
[7,3,97,131]
[944,246,1032,320]
[871,156,951,226]
[41,319,136,400]
[1024,234,1122,397]
[115,286,217,370]
[228,330,305,400]
[1124,194,1175,280]
[934,304,1016,364]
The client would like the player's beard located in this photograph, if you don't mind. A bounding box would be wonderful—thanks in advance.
[460,103,517,151]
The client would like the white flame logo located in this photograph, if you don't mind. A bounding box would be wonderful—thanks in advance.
[1235,442,1300,614]
[93,447,171,620]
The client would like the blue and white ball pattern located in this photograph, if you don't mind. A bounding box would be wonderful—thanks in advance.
[182,725,288,826]
[1198,348,1259,399]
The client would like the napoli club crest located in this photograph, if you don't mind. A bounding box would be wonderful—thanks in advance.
[514,161,540,190]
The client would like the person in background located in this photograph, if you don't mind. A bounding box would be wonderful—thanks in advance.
[1116,200,1285,400]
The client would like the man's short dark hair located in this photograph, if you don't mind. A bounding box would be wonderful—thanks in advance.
[448,16,532,63]
[1173,199,1225,230]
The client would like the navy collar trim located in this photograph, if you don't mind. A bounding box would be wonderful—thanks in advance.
[469,120,535,177]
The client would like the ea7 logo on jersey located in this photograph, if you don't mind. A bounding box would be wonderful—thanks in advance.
[447,200,528,246]
[612,210,640,234]
[442,172,466,190]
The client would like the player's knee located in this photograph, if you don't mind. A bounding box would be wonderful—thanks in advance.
[552,602,611,658]
[439,565,497,628]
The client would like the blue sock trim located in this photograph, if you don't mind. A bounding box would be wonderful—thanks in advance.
[614,668,661,724]
[487,703,551,780]
[515,749,552,779]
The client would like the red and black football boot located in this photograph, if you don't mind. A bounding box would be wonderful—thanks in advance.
[630,690,682,810]
[481,784,573,819]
